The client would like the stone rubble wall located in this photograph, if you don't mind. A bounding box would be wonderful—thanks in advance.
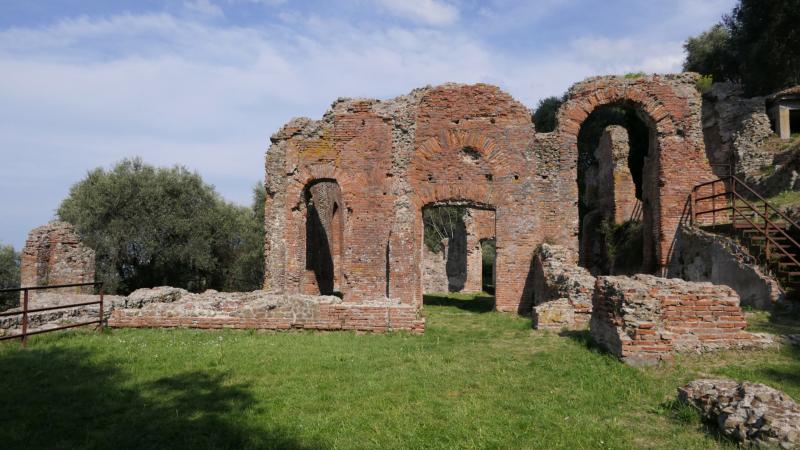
[667,226,785,310]
[590,275,771,366]
[19,221,95,302]
[109,289,424,333]
[422,240,449,294]
[0,287,181,336]
[679,379,800,448]
[701,82,774,178]
[1,286,424,335]
[531,244,596,329]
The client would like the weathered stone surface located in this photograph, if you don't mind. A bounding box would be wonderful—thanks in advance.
[19,221,95,302]
[679,378,800,448]
[702,82,773,178]
[0,293,124,336]
[531,243,595,328]
[110,290,424,333]
[668,226,785,310]
[588,125,638,224]
[590,275,772,365]
[422,240,449,294]
[120,286,188,308]
[463,209,495,293]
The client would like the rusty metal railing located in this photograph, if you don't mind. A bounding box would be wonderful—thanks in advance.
[0,282,104,347]
[691,175,800,282]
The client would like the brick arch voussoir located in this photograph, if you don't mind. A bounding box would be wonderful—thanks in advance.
[414,130,510,175]
[557,87,678,140]
[290,163,353,208]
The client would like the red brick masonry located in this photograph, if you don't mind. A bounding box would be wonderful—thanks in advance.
[590,275,770,365]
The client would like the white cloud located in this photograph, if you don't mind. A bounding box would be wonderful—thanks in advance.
[569,36,684,75]
[0,5,720,248]
[376,0,459,26]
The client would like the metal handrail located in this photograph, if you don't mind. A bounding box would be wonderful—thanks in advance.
[691,176,800,278]
[0,282,104,346]
[695,175,800,233]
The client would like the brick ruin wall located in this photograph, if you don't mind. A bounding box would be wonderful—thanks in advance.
[266,74,713,314]
[19,221,95,302]
[590,275,769,366]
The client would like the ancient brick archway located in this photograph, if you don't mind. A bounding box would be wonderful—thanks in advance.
[402,128,534,312]
[265,75,715,320]
[555,74,715,271]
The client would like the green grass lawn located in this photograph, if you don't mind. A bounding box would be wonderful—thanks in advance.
[1,293,798,449]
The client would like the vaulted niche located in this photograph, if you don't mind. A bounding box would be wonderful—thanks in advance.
[577,103,656,275]
[303,179,344,296]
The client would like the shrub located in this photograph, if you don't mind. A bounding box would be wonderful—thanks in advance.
[696,75,714,94]
[0,244,20,310]
[58,158,264,294]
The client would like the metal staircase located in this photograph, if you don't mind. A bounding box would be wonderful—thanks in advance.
[691,176,800,291]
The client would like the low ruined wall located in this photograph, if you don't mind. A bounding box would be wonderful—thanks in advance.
[531,244,595,329]
[667,226,784,310]
[590,275,769,366]
[109,290,424,333]
[2,286,425,336]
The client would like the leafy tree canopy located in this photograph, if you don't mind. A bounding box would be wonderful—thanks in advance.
[58,158,264,294]
[532,95,566,133]
[684,0,800,96]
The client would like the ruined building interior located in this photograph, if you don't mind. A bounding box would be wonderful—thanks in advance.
[9,73,795,364]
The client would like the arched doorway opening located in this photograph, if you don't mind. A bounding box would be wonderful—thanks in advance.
[303,179,344,296]
[577,103,657,275]
[420,202,496,308]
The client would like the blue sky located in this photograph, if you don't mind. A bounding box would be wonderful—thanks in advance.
[0,0,735,249]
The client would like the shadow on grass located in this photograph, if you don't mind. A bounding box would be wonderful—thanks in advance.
[422,294,494,313]
[0,346,321,450]
[754,344,800,390]
[423,293,495,313]
[657,399,731,446]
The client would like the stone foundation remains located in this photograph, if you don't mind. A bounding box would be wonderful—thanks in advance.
[19,222,95,302]
[679,378,800,448]
[1,286,425,335]
[531,244,595,329]
[590,275,770,365]
[109,289,424,333]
